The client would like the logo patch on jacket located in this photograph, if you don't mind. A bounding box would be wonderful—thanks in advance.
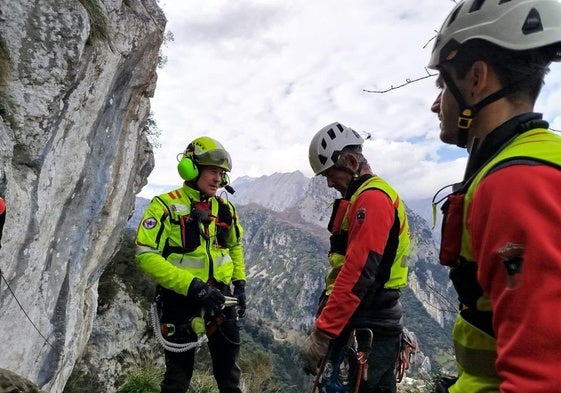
[171,204,189,213]
[356,207,366,224]
[142,217,157,229]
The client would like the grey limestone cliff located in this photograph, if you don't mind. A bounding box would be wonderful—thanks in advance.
[0,0,165,391]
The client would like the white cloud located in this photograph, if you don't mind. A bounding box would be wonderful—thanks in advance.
[141,0,561,201]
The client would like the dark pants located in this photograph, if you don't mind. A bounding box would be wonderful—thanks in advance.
[358,332,401,393]
[431,376,457,393]
[158,287,242,393]
[321,329,401,393]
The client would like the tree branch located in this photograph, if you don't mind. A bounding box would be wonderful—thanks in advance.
[363,68,437,94]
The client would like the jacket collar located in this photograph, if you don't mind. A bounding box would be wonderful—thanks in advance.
[182,182,210,202]
[463,112,548,181]
[344,174,374,200]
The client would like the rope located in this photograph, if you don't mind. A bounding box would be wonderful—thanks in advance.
[0,268,58,351]
[150,302,208,353]
[150,296,239,353]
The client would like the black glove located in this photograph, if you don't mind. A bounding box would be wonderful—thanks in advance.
[188,278,225,314]
[233,280,246,318]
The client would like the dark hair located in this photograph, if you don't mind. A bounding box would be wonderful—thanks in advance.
[444,39,555,105]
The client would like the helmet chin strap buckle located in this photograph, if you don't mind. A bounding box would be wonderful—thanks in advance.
[455,108,474,148]
[457,108,473,129]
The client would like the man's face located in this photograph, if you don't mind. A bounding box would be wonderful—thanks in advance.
[322,166,352,195]
[196,165,224,196]
[431,73,461,145]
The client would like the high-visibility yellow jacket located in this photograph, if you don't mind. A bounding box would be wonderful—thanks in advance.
[444,127,561,393]
[318,174,410,337]
[325,176,410,294]
[135,183,245,296]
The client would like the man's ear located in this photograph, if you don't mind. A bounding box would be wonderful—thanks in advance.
[469,60,493,99]
[344,153,359,171]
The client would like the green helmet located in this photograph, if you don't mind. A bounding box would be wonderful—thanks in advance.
[186,136,232,171]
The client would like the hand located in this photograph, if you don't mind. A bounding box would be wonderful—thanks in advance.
[188,278,225,314]
[300,326,331,375]
[233,280,246,318]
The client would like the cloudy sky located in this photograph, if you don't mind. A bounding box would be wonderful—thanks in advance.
[140,0,561,202]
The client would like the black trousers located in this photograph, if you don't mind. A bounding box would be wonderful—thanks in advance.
[160,316,241,393]
[321,328,401,393]
[358,332,401,393]
[158,287,242,393]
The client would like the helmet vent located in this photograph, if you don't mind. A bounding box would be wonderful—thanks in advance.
[468,0,486,13]
[498,0,512,4]
[327,128,336,140]
[522,8,544,35]
[447,3,463,26]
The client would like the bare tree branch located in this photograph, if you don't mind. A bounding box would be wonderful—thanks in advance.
[363,68,437,94]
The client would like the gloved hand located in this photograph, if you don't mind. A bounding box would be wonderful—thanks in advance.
[300,325,331,375]
[188,278,225,314]
[232,280,246,318]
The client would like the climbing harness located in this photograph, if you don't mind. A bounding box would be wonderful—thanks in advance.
[150,295,238,353]
[312,328,372,393]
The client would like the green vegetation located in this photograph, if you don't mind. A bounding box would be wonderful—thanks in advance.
[0,34,9,86]
[115,347,163,393]
[63,351,105,393]
[98,229,156,313]
[116,367,161,393]
[400,286,455,374]
[0,33,15,129]
[78,0,112,45]
[142,112,162,149]
[158,31,175,69]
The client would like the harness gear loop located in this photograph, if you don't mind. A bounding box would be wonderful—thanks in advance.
[395,329,417,383]
[311,328,373,393]
[353,328,373,393]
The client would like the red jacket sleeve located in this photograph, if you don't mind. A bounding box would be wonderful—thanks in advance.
[316,189,394,337]
[469,164,561,393]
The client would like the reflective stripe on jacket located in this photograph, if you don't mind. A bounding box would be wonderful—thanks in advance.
[135,183,245,295]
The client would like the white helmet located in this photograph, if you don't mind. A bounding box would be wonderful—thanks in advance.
[308,122,364,175]
[428,0,561,69]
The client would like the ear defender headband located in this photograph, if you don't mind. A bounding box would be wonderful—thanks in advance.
[220,172,229,187]
[177,144,199,181]
[177,142,235,194]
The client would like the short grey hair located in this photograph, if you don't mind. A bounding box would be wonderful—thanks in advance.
[340,145,367,165]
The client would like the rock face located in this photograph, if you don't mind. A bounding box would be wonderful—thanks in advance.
[0,368,46,393]
[0,0,165,391]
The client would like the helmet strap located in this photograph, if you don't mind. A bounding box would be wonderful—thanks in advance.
[440,69,522,149]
